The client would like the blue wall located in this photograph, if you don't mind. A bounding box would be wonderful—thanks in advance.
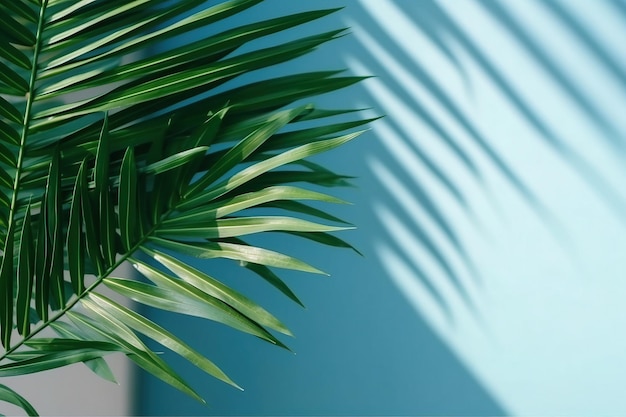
[137,1,626,415]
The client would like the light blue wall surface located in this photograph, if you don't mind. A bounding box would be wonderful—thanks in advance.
[137,1,626,415]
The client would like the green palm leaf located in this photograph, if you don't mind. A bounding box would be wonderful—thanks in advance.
[0,0,365,414]
[0,384,38,416]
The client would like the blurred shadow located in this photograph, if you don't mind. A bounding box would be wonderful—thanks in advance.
[398,0,626,217]
[346,0,626,413]
[539,0,626,95]
[345,21,481,182]
[370,155,479,307]
[348,5,553,216]
[607,0,626,21]
[475,0,622,148]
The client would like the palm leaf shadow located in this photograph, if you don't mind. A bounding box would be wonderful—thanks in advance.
[409,0,626,219]
[476,0,623,148]
[345,0,626,350]
[535,0,626,98]
[607,0,626,23]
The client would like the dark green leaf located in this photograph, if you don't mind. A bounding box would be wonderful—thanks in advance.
[46,0,153,46]
[0,169,13,189]
[286,231,363,256]
[150,237,325,275]
[0,62,28,95]
[46,149,65,310]
[156,216,351,239]
[141,249,292,335]
[0,190,10,210]
[0,223,14,348]
[45,0,97,24]
[67,160,85,294]
[119,147,138,252]
[104,274,284,343]
[40,9,340,100]
[0,120,19,145]
[50,320,117,383]
[24,338,125,352]
[67,311,205,403]
[34,193,50,322]
[0,13,36,46]
[244,262,304,307]
[83,357,118,384]
[261,200,351,225]
[41,0,263,75]
[79,157,104,275]
[0,1,364,410]
[0,349,117,377]
[259,118,377,153]
[175,109,229,190]
[140,146,208,175]
[0,143,16,167]
[0,384,38,416]
[94,115,116,266]
[0,39,31,70]
[208,73,364,115]
[186,105,308,197]
[236,170,353,191]
[171,186,346,224]
[1,2,37,23]
[93,114,109,191]
[16,205,34,336]
[127,259,288,345]
[178,131,363,210]
[35,29,343,124]
[0,96,23,125]
[84,293,240,389]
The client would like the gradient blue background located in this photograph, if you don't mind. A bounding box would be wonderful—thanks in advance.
[136,1,626,415]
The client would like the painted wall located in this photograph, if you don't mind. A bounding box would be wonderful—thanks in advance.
[137,1,626,415]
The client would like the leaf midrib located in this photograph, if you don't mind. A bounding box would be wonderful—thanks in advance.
[0,213,160,361]
[0,0,50,352]
[1,179,200,361]
[6,1,49,245]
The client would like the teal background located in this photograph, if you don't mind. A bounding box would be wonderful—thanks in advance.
[136,1,626,415]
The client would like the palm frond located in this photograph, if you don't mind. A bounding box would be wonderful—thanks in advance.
[0,1,364,414]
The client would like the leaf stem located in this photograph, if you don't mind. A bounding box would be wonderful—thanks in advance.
[0,201,180,361]
[0,222,156,361]
[9,0,49,225]
[0,0,50,351]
